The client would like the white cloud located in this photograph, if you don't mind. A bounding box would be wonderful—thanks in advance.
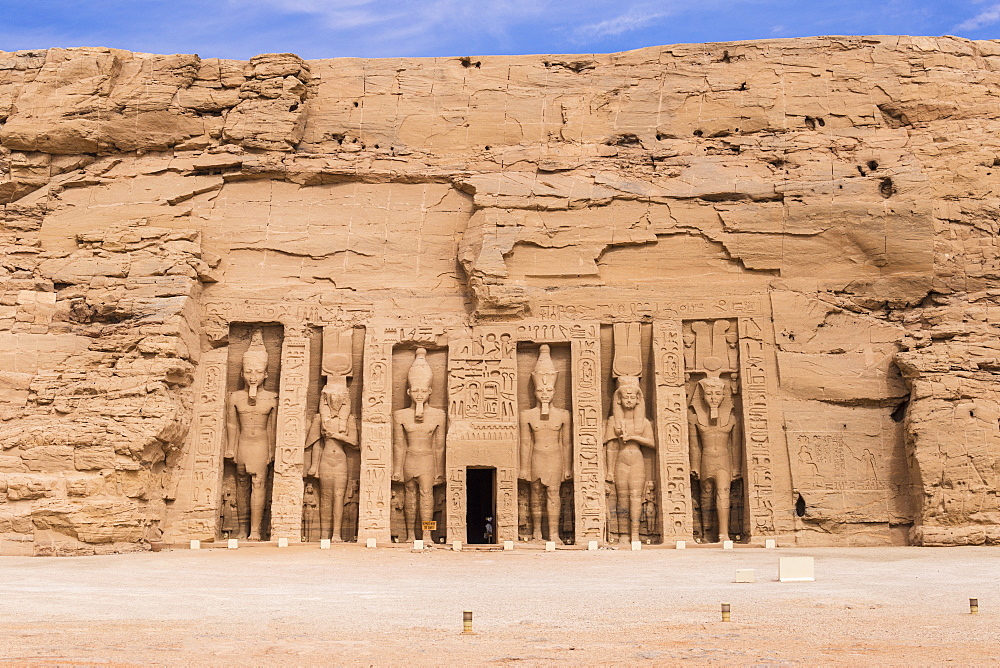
[574,7,669,40]
[955,2,1000,31]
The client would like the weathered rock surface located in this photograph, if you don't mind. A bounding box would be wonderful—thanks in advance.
[2,36,999,551]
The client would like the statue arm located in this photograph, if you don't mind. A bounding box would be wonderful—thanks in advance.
[267,405,277,462]
[561,414,572,481]
[688,413,701,478]
[730,414,743,477]
[629,420,656,449]
[433,416,446,482]
[604,419,618,483]
[518,414,532,480]
[392,414,405,482]
[224,396,238,459]
[305,414,322,477]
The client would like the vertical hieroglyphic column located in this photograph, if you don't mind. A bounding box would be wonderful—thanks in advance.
[270,333,310,541]
[653,319,693,541]
[571,323,604,544]
[446,327,518,543]
[739,316,781,538]
[170,347,228,540]
[357,327,393,544]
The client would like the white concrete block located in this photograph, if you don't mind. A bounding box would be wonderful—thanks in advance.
[588,540,599,551]
[189,539,200,550]
[545,541,556,552]
[735,569,755,583]
[365,538,377,549]
[723,540,734,550]
[631,540,641,551]
[675,540,686,550]
[277,537,289,548]
[779,556,815,582]
[227,539,238,549]
[319,539,331,550]
[452,541,462,551]
[503,540,514,551]
[413,540,424,551]
[765,538,777,549]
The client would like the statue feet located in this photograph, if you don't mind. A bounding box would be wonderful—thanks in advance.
[718,533,731,543]
[247,531,261,542]
[330,535,343,543]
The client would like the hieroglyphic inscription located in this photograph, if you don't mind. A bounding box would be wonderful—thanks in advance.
[447,466,466,537]
[653,320,693,541]
[739,317,777,536]
[537,297,764,323]
[203,299,373,326]
[172,348,228,540]
[270,335,310,541]
[357,327,394,544]
[447,326,518,543]
[570,323,604,544]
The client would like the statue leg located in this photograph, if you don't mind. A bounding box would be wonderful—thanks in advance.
[331,473,348,542]
[248,472,266,541]
[235,465,250,540]
[545,484,561,543]
[317,474,333,541]
[628,467,643,544]
[530,480,544,541]
[700,477,716,542]
[715,472,732,542]
[403,479,417,542]
[418,474,435,542]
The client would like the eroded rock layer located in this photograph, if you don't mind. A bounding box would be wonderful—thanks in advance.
[0,36,997,553]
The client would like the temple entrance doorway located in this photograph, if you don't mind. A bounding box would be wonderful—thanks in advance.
[465,467,496,544]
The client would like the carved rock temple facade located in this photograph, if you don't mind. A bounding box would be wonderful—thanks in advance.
[1,37,999,554]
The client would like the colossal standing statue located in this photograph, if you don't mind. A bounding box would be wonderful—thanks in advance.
[688,361,742,543]
[305,378,359,542]
[392,348,446,542]
[604,323,655,545]
[225,329,277,541]
[518,345,572,542]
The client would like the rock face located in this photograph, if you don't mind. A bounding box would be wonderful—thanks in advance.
[0,37,998,553]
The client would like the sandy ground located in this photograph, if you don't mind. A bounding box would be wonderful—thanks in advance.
[0,544,998,666]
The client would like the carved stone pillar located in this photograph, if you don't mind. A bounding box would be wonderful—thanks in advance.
[357,327,393,544]
[738,316,791,538]
[570,323,605,545]
[168,347,228,541]
[269,333,310,541]
[653,319,693,541]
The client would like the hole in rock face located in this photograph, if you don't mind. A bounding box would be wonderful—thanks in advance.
[288,103,298,112]
[891,400,908,423]
[795,495,806,517]
[879,177,896,198]
[817,117,825,126]
[804,116,816,130]
[738,82,747,91]
[867,159,879,171]
[720,50,732,63]
[693,129,703,137]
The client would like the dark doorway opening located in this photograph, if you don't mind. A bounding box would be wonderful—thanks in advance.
[466,467,496,544]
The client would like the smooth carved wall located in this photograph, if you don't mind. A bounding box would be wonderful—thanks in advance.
[2,36,999,553]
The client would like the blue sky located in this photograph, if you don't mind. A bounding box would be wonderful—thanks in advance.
[0,1,997,60]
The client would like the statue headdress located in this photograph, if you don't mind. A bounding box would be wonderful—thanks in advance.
[407,348,433,420]
[532,344,558,416]
[242,328,269,404]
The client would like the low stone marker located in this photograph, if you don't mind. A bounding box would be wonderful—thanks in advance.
[631,540,641,551]
[503,540,514,551]
[587,541,599,551]
[676,540,686,550]
[277,537,289,548]
[765,538,777,549]
[735,569,755,583]
[779,556,815,582]
[319,539,331,550]
[227,539,238,549]
[413,539,424,551]
[723,540,734,550]
[545,541,555,552]
[189,540,200,550]
[366,538,377,548]
[452,541,462,551]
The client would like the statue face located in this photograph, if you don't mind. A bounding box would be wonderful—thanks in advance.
[535,384,555,404]
[408,385,431,404]
[242,361,267,387]
[324,386,348,410]
[619,386,640,409]
[704,384,725,409]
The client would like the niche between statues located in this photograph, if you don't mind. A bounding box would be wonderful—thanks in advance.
[302,327,365,543]
[601,323,662,545]
[683,318,748,543]
[516,342,574,544]
[219,324,284,542]
[390,345,448,544]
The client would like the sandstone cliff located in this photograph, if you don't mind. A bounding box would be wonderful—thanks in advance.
[1,36,998,552]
